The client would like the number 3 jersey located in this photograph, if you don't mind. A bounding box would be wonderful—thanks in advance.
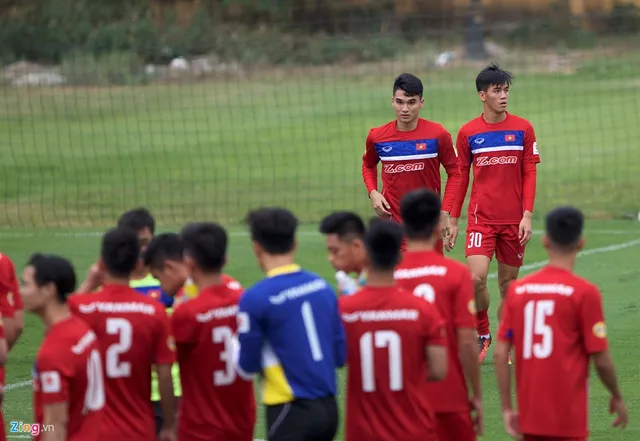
[171,284,256,441]
[68,284,175,441]
[339,286,446,441]
[33,316,104,441]
[498,266,609,439]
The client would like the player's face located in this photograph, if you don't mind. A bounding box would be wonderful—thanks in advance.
[480,83,509,114]
[392,90,424,124]
[20,266,48,312]
[325,235,366,273]
[149,260,188,296]
[137,227,153,256]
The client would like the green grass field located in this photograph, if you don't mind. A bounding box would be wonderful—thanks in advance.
[1,51,640,439]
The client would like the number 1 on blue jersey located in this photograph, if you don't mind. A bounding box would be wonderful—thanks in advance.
[301,301,324,361]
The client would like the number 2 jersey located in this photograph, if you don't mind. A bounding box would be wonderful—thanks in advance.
[171,283,256,441]
[68,284,175,441]
[497,266,609,438]
[33,316,103,441]
[339,285,446,441]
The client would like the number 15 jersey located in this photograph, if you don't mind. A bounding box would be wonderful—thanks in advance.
[339,286,446,441]
[68,284,175,441]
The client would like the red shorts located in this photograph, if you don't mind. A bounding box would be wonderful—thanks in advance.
[523,436,585,441]
[435,411,476,441]
[465,223,524,267]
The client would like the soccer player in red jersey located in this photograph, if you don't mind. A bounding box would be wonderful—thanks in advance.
[452,64,541,363]
[495,207,628,441]
[395,188,483,441]
[362,73,461,253]
[68,228,177,441]
[21,254,104,441]
[169,223,255,441]
[339,217,447,441]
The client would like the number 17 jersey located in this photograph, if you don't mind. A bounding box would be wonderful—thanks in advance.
[68,284,175,441]
[339,286,446,441]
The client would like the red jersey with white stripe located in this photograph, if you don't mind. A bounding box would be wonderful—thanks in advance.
[454,113,540,224]
[497,266,608,438]
[362,119,460,222]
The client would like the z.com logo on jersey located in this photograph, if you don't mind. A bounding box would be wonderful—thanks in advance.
[476,156,518,167]
[384,162,425,174]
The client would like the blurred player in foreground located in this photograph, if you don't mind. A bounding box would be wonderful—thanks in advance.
[362,73,461,252]
[452,64,541,363]
[340,217,447,441]
[22,254,104,441]
[395,188,483,440]
[68,228,176,441]
[171,223,255,441]
[238,208,346,441]
[319,211,367,295]
[495,206,628,440]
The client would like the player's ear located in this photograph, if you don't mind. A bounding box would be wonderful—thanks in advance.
[576,238,585,252]
[541,234,550,250]
[478,91,486,102]
[97,259,107,273]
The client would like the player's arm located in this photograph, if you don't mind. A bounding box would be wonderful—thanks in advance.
[154,309,177,435]
[41,402,68,441]
[332,296,347,368]
[422,303,448,381]
[522,123,540,216]
[38,359,70,441]
[438,129,461,216]
[362,130,380,196]
[451,129,470,220]
[494,286,515,411]
[170,304,195,345]
[454,269,481,400]
[0,258,21,348]
[236,290,265,378]
[0,315,7,365]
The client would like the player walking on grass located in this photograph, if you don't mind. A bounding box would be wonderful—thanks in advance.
[68,228,176,441]
[395,189,483,441]
[362,73,461,253]
[170,223,255,441]
[339,217,447,441]
[238,208,346,441]
[22,254,104,441]
[495,206,628,441]
[452,64,541,363]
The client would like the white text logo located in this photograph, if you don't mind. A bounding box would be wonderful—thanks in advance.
[383,162,425,174]
[476,156,518,167]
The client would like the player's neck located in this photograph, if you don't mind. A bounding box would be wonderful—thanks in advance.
[42,303,71,329]
[396,118,419,132]
[102,274,131,286]
[482,109,507,124]
[547,256,576,273]
[130,269,148,281]
[262,254,296,275]
[366,270,395,287]
[192,273,223,290]
[405,239,437,252]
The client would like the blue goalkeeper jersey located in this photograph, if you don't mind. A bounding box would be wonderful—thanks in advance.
[237,264,346,405]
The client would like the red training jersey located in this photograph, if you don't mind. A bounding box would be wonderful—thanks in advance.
[362,118,460,223]
[453,113,540,224]
[498,266,609,438]
[339,285,446,441]
[33,316,104,441]
[0,252,18,441]
[171,283,255,441]
[68,284,175,441]
[395,250,477,413]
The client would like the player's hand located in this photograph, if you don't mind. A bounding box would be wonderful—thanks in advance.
[158,427,177,441]
[470,395,484,435]
[369,190,392,217]
[444,216,459,252]
[610,396,629,429]
[82,263,104,292]
[502,409,522,439]
[518,213,533,246]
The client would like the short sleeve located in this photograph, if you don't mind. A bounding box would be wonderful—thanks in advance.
[580,286,608,354]
[497,285,516,343]
[37,351,71,405]
[453,267,477,329]
[421,302,446,346]
[523,123,541,164]
[170,304,195,344]
[154,307,176,365]
[67,295,80,316]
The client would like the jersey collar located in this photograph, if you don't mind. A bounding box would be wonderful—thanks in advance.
[266,264,301,278]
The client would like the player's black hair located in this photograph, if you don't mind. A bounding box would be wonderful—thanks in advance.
[143,233,184,270]
[27,253,77,303]
[245,207,297,255]
[546,206,584,250]
[101,227,140,278]
[476,63,514,92]
[180,222,228,273]
[319,211,366,241]
[400,188,442,240]
[393,73,423,98]
[364,217,403,271]
[117,207,156,234]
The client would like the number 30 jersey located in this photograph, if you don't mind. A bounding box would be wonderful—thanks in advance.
[339,286,446,441]
[498,266,609,439]
[68,285,175,441]
[171,284,256,441]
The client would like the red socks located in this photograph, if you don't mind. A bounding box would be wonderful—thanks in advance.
[476,310,490,336]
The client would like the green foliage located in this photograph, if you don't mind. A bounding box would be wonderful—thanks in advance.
[59,51,147,86]
[604,2,640,34]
